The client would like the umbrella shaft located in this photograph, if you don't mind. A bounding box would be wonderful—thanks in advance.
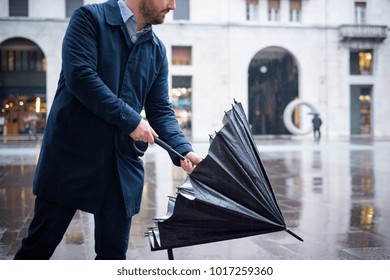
[286,228,304,242]
[154,138,186,161]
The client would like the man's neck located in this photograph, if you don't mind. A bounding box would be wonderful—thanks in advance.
[123,0,147,31]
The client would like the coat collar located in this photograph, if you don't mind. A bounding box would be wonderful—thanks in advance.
[104,0,123,26]
[103,0,159,45]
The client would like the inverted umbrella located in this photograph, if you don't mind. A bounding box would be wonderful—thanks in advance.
[145,100,303,259]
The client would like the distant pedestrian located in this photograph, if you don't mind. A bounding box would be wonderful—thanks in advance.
[0,115,4,135]
[23,113,39,140]
[312,113,322,143]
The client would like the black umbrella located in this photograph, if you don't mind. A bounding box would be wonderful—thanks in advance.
[145,100,303,259]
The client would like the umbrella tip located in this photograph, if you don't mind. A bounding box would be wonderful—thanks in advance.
[286,228,304,242]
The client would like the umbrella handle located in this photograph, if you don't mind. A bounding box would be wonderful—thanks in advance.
[131,137,187,162]
[131,139,145,157]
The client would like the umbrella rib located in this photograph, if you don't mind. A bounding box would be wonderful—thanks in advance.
[211,136,284,221]
[172,190,285,229]
[192,152,283,224]
[231,105,286,217]
[226,106,286,217]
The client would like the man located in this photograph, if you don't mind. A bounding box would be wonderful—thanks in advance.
[14,0,202,260]
[312,113,322,143]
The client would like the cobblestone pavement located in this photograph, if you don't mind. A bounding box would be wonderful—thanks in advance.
[1,137,390,260]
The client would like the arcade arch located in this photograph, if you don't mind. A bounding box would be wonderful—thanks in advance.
[248,47,299,135]
[0,37,46,136]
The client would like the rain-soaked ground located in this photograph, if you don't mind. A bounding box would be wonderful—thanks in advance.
[0,136,389,260]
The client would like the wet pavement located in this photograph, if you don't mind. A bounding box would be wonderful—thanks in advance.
[0,136,390,260]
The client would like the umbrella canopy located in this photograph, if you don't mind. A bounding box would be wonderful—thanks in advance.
[146,101,302,253]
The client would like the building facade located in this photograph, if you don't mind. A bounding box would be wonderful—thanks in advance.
[1,0,389,140]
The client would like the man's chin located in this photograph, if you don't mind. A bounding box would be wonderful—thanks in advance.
[152,16,165,25]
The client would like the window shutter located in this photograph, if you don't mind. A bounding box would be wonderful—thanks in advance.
[290,0,302,11]
[269,0,281,9]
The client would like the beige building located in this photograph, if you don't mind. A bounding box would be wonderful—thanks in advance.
[1,0,389,140]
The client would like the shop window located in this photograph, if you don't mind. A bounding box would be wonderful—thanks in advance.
[1,96,46,135]
[171,76,192,135]
[9,0,28,17]
[268,0,280,22]
[290,0,301,22]
[172,46,192,65]
[174,0,190,20]
[350,49,373,75]
[350,85,372,135]
[66,0,83,18]
[246,0,259,21]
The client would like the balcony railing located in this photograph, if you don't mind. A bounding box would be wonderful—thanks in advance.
[339,25,387,42]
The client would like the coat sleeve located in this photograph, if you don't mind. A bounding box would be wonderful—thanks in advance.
[62,6,141,136]
[145,56,193,166]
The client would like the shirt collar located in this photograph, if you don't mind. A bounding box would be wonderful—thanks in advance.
[117,0,153,43]
[118,0,133,23]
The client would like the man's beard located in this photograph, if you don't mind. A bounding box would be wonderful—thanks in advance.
[139,1,170,25]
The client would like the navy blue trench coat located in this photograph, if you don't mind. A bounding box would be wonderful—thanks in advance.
[33,0,192,217]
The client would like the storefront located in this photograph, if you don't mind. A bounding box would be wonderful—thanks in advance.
[0,37,46,136]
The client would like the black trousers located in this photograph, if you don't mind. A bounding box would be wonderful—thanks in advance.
[14,173,132,260]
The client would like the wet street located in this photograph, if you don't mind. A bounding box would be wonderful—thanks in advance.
[0,137,389,260]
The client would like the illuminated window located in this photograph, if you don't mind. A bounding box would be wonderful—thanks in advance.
[350,50,373,75]
[171,76,192,134]
[172,46,192,65]
[7,51,15,71]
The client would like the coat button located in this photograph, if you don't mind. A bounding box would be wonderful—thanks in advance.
[120,112,128,120]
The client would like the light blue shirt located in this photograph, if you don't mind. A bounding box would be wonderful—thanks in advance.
[117,0,152,43]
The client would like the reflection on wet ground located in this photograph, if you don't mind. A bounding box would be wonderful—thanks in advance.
[0,138,389,260]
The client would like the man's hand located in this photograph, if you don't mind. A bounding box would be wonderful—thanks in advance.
[130,119,202,173]
[130,118,158,144]
[180,152,203,173]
